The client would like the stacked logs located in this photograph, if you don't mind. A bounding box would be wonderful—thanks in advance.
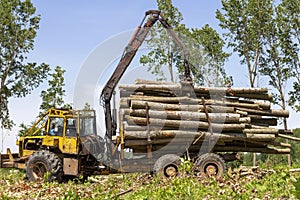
[119,79,296,155]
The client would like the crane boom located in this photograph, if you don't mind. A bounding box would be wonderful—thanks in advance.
[100,10,192,141]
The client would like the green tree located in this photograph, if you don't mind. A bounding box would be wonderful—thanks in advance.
[190,25,231,86]
[0,0,50,129]
[216,0,274,166]
[276,0,300,111]
[18,121,42,137]
[259,2,293,131]
[216,0,273,88]
[140,0,184,82]
[40,66,69,112]
[140,0,231,86]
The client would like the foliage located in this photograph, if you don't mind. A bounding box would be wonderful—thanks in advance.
[19,66,70,136]
[140,0,231,86]
[216,0,273,88]
[0,167,297,199]
[190,25,232,86]
[139,0,184,83]
[0,0,50,129]
[242,152,254,166]
[278,0,300,111]
[18,123,29,137]
[83,102,92,110]
[293,177,300,199]
[246,129,300,167]
[290,128,300,165]
[40,66,70,113]
[17,120,44,137]
[258,1,294,130]
[179,157,193,173]
[216,0,299,114]
[216,0,300,166]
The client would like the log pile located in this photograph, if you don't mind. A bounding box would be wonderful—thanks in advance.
[118,79,295,155]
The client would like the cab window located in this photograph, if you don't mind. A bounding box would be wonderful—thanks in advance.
[48,117,64,136]
[66,118,77,137]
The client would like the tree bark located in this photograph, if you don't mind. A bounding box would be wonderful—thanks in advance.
[123,109,241,123]
[236,107,289,117]
[130,100,236,113]
[123,130,275,142]
[125,116,246,131]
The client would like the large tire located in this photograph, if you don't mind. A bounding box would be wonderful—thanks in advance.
[153,154,181,178]
[26,150,63,182]
[193,153,226,179]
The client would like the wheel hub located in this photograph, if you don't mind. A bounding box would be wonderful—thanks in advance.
[165,165,177,177]
[205,164,217,176]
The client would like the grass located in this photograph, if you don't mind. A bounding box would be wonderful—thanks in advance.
[0,166,299,199]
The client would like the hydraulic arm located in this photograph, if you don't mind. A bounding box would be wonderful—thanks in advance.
[100,10,192,141]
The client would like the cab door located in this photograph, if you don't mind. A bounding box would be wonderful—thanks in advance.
[61,118,78,154]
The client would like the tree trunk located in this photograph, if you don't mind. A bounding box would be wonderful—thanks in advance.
[130,100,236,113]
[125,116,246,131]
[123,109,241,123]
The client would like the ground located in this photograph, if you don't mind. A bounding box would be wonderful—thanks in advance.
[0,166,298,199]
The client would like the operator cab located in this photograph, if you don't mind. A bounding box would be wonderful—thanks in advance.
[17,109,99,157]
[45,109,97,138]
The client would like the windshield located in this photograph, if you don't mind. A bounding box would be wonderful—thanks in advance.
[80,117,96,136]
[77,110,96,137]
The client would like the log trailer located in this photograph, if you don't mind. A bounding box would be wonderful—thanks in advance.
[0,10,295,181]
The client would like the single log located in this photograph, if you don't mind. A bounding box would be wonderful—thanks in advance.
[225,98,271,110]
[135,79,175,85]
[254,101,271,110]
[123,130,275,142]
[130,100,236,113]
[120,90,176,98]
[193,86,269,94]
[132,80,269,94]
[223,93,273,101]
[270,141,291,148]
[125,116,246,132]
[124,124,167,131]
[243,128,279,134]
[236,110,248,116]
[119,84,181,92]
[125,95,267,110]
[124,109,241,123]
[128,95,189,103]
[123,125,276,135]
[236,107,289,117]
[239,117,251,123]
[277,134,300,142]
[248,125,269,129]
[120,84,270,98]
[289,169,300,173]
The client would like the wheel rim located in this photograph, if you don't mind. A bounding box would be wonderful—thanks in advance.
[32,162,47,180]
[204,163,219,176]
[164,164,178,177]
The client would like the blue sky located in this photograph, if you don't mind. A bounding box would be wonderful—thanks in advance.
[3,1,299,152]
[27,0,226,101]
